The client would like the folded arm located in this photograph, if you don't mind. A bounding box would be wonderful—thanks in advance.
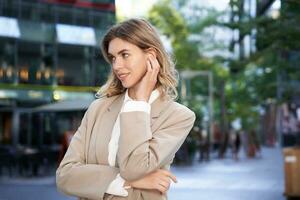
[117,102,195,181]
[56,104,121,200]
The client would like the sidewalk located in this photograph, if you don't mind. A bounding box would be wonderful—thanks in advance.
[0,147,285,200]
[169,146,285,200]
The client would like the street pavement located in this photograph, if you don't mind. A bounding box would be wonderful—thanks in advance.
[169,147,285,200]
[0,147,285,200]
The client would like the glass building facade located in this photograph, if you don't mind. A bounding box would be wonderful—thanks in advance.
[0,0,115,149]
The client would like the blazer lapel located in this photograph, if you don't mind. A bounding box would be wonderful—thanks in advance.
[95,94,125,165]
[94,94,172,165]
[150,97,172,132]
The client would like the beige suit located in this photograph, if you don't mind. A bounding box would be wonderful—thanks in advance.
[56,93,195,200]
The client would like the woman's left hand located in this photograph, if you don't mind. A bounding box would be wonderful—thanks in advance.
[135,55,160,102]
[124,169,177,194]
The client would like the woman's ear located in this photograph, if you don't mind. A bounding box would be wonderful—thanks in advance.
[146,48,157,58]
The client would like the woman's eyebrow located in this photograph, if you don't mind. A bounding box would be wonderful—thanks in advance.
[108,49,130,56]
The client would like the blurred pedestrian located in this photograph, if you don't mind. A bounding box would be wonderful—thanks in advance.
[219,131,229,159]
[58,130,75,165]
[231,130,241,161]
[240,130,248,157]
[56,18,195,200]
[199,129,210,162]
[193,126,209,162]
[213,123,221,153]
[248,130,261,158]
[58,117,80,165]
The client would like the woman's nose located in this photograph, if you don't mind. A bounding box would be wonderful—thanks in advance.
[112,57,123,71]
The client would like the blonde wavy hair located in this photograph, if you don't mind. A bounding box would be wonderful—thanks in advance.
[96,18,178,100]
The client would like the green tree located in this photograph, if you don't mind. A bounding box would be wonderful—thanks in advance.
[148,0,234,146]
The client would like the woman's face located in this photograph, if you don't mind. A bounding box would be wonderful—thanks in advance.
[108,37,148,89]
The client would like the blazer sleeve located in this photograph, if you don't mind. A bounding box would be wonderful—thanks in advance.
[117,104,196,181]
[56,102,120,200]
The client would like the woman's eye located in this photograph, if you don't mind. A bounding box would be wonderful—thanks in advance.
[122,53,129,58]
[111,57,116,63]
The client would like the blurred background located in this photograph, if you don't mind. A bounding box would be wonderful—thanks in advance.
[0,0,300,200]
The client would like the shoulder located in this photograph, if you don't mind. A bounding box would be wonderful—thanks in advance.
[86,94,122,115]
[169,101,196,120]
[88,97,108,110]
[153,100,196,135]
[157,100,195,125]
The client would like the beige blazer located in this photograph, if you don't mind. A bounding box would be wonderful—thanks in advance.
[56,93,195,200]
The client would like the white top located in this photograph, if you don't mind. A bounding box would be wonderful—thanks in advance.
[105,89,160,197]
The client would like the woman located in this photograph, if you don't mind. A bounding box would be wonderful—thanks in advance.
[56,18,195,200]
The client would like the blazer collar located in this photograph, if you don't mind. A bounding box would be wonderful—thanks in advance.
[124,89,160,105]
[106,92,172,118]
[106,93,125,114]
[151,96,172,118]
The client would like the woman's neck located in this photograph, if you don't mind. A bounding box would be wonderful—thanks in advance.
[128,88,137,100]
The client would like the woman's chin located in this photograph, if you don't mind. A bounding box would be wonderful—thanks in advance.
[121,78,139,89]
[121,82,132,89]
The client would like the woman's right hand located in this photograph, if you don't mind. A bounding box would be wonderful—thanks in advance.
[125,169,177,194]
[134,55,160,102]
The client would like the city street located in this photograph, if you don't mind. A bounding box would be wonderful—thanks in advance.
[0,147,285,200]
[0,1,297,200]
[169,147,285,200]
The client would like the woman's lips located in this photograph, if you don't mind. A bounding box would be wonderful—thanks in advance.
[118,73,130,81]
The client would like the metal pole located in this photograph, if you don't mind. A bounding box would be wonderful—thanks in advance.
[27,113,32,146]
[208,71,214,146]
[12,108,20,146]
[180,70,214,145]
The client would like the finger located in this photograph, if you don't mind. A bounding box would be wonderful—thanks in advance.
[158,179,170,189]
[162,170,178,183]
[159,180,170,192]
[156,183,168,194]
[151,60,160,81]
[149,55,160,72]
[146,60,153,74]
[161,176,171,186]
[148,59,159,82]
[147,60,152,70]
[152,57,160,71]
